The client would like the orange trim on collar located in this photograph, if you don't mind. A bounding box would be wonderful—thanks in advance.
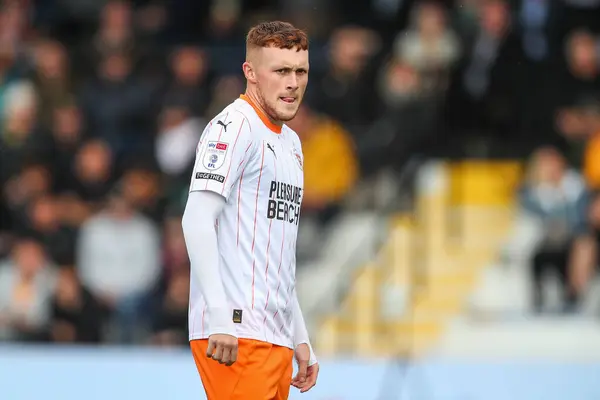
[239,94,282,134]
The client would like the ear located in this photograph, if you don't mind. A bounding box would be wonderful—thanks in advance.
[243,61,257,84]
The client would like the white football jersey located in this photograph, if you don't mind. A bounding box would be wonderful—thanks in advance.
[188,95,304,349]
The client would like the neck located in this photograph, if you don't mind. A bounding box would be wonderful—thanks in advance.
[245,88,281,125]
[241,88,283,133]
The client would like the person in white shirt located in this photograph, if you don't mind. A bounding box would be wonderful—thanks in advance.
[181,21,318,400]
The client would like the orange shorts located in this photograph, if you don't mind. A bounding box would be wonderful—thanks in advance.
[190,338,294,400]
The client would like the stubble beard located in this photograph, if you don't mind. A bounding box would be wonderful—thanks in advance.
[256,85,299,122]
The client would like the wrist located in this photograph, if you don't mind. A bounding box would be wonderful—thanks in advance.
[308,345,318,366]
[296,340,318,366]
[207,307,238,337]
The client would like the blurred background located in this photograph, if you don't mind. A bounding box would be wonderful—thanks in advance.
[1,0,600,398]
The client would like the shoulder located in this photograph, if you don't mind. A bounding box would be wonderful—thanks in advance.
[196,101,263,166]
[210,99,257,132]
[203,100,256,143]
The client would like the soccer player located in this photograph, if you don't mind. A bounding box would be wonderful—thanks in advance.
[181,21,319,400]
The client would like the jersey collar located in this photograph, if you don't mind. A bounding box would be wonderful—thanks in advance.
[239,94,282,134]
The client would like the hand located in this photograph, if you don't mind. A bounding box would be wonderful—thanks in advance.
[206,334,238,366]
[292,343,319,393]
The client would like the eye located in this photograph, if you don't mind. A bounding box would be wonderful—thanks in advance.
[275,69,288,75]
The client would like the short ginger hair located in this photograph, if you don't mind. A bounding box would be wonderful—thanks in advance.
[246,21,309,52]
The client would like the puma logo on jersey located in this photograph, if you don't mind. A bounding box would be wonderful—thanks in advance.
[232,309,243,323]
[266,143,276,158]
[217,120,232,131]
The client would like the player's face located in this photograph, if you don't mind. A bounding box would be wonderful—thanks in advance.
[255,47,309,122]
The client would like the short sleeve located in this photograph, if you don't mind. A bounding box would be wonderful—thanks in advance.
[189,112,254,200]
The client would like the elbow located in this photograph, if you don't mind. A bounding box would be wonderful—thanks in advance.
[182,209,214,243]
[181,201,200,234]
[181,212,200,241]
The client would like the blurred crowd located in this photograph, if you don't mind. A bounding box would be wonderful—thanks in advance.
[1,0,600,346]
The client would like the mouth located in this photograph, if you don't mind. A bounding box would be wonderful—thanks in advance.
[279,97,296,104]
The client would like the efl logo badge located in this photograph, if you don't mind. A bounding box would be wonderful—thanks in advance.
[203,141,229,170]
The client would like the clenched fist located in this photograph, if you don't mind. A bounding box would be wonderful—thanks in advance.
[206,334,238,366]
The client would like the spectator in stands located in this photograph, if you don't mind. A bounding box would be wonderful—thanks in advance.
[309,26,381,139]
[565,191,600,309]
[79,48,155,155]
[545,30,600,150]
[163,46,210,118]
[71,139,115,211]
[372,0,459,169]
[205,0,243,46]
[520,147,589,312]
[2,163,52,238]
[0,49,13,118]
[287,105,359,260]
[446,0,525,144]
[155,104,203,183]
[49,267,102,344]
[0,40,26,125]
[517,0,558,65]
[92,0,135,57]
[41,103,86,193]
[0,0,30,49]
[395,1,460,96]
[515,0,565,143]
[76,184,161,343]
[555,96,600,176]
[120,164,165,222]
[25,195,77,267]
[204,74,244,120]
[288,104,359,224]
[552,30,600,113]
[586,192,600,272]
[30,39,73,127]
[0,236,56,341]
[0,80,40,185]
[54,192,90,231]
[555,99,592,169]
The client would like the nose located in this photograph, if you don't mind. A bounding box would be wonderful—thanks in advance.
[286,74,299,91]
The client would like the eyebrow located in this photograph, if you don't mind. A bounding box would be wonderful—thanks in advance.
[273,65,309,71]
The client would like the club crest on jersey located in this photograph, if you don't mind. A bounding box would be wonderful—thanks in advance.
[293,148,303,170]
[203,141,228,170]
